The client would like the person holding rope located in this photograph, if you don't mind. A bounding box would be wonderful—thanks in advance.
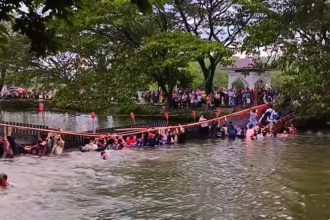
[1,127,14,158]
[199,114,209,138]
[50,134,65,155]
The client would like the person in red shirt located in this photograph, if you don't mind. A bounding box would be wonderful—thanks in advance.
[126,136,137,146]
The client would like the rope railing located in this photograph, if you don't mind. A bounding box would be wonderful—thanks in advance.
[104,103,271,137]
[0,103,271,139]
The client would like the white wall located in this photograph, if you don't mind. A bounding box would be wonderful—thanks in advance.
[227,71,271,89]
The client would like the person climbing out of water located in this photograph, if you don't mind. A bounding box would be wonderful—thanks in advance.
[199,114,209,138]
[258,105,274,126]
[0,173,10,188]
[246,109,258,128]
[51,134,65,155]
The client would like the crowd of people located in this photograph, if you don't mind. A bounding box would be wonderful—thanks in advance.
[138,87,277,109]
[0,102,295,162]
[0,129,65,159]
[76,105,295,160]
[213,105,296,141]
[0,86,54,100]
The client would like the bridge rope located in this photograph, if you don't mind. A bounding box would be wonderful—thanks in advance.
[0,103,271,138]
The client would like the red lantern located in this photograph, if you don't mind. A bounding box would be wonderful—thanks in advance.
[164,111,169,125]
[91,112,96,120]
[215,107,221,117]
[130,112,135,124]
[38,103,44,112]
[191,110,196,118]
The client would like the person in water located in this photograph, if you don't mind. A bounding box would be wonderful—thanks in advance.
[80,138,98,152]
[1,127,14,158]
[177,124,186,144]
[199,114,209,138]
[247,109,258,128]
[0,173,9,188]
[246,124,255,140]
[51,135,65,155]
[227,121,237,140]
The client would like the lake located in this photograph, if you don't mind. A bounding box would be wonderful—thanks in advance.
[0,110,330,220]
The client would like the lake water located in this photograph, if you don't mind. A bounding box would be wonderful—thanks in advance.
[0,111,330,220]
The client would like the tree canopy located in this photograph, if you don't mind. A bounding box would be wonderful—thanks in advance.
[2,0,329,121]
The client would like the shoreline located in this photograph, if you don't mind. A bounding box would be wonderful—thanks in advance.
[0,100,329,129]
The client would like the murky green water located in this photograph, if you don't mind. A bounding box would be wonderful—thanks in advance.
[0,111,330,220]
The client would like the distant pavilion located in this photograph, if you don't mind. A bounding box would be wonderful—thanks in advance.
[224,57,271,89]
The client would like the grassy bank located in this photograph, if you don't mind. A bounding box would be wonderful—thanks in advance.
[2,100,328,129]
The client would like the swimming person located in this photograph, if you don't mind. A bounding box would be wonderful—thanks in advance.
[0,173,9,188]
[259,105,274,126]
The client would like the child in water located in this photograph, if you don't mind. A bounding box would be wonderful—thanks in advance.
[0,173,9,188]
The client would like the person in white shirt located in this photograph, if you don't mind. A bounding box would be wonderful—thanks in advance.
[199,114,209,138]
[51,135,65,155]
[80,138,98,152]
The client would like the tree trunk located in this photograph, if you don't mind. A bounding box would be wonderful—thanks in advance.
[198,59,216,94]
[165,92,173,110]
[0,69,6,91]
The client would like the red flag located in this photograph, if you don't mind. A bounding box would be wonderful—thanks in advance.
[191,110,196,118]
[91,112,96,120]
[130,112,135,124]
[164,111,169,125]
[38,103,44,112]
[215,107,221,117]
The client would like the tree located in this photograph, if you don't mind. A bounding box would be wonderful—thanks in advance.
[136,31,231,107]
[0,0,154,55]
[243,0,330,124]
[171,0,258,93]
[0,29,37,90]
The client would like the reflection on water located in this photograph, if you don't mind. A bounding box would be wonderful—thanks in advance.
[1,134,330,220]
[0,110,139,131]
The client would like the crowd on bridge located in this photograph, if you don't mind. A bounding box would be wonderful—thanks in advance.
[138,87,277,108]
[0,101,295,161]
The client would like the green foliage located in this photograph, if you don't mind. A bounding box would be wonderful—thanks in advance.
[244,0,330,123]
[172,0,252,93]
[189,62,228,89]
[135,31,231,107]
